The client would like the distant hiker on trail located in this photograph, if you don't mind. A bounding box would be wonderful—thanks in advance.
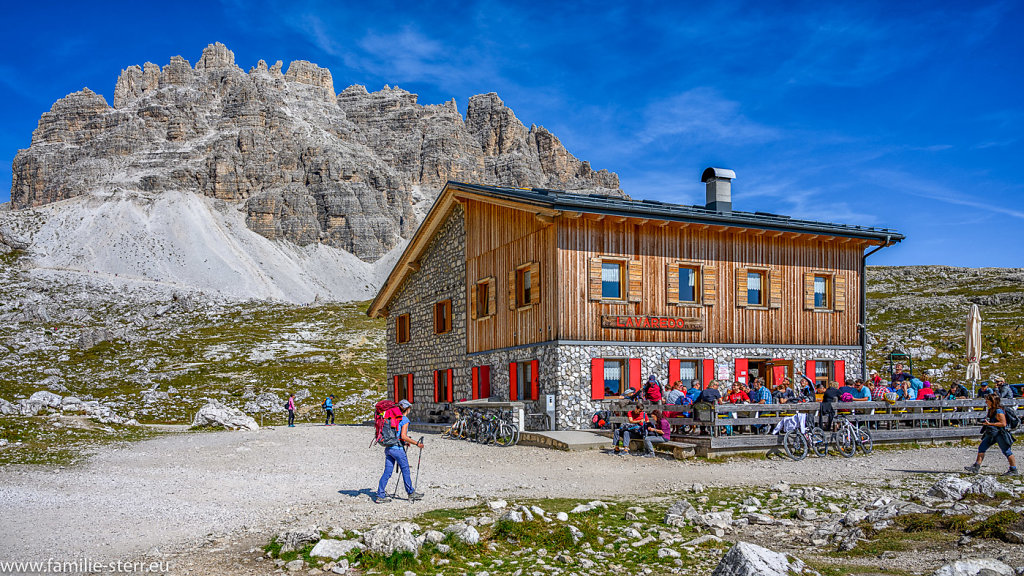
[376,399,425,503]
[323,395,335,426]
[287,393,296,427]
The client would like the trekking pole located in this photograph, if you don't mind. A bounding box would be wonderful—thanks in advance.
[413,436,425,491]
[391,444,408,498]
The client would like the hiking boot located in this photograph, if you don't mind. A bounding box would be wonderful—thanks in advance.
[642,453,655,458]
[408,491,424,501]
[1003,468,1020,477]
[964,463,981,474]
[375,496,392,504]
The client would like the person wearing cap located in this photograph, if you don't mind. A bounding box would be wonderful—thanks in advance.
[978,382,993,398]
[376,399,425,503]
[995,376,1014,400]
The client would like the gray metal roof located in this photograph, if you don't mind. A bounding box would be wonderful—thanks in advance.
[449,181,904,243]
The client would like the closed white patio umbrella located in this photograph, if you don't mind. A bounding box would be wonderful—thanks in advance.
[966,304,982,396]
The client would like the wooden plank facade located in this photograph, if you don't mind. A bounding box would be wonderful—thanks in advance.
[369,174,904,430]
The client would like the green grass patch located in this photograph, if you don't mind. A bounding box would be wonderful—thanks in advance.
[969,510,1024,542]
[0,415,162,466]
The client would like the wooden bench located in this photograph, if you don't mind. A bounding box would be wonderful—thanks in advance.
[627,438,696,460]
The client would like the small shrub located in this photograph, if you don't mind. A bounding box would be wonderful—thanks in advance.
[969,511,1024,541]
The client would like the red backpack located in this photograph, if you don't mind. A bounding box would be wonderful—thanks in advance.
[372,400,404,447]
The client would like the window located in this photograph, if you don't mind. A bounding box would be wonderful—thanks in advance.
[746,271,765,306]
[396,314,410,344]
[394,374,413,402]
[516,266,532,308]
[434,369,453,403]
[472,365,491,399]
[510,360,538,401]
[679,266,699,303]
[603,359,627,397]
[434,300,451,334]
[815,361,832,387]
[476,282,490,318]
[601,261,624,299]
[814,276,830,309]
[678,360,698,382]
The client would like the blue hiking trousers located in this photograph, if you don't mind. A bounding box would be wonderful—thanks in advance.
[377,445,413,497]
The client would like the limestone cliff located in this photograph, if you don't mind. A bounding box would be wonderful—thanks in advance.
[11,43,620,261]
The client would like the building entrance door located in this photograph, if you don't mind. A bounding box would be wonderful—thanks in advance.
[747,359,793,388]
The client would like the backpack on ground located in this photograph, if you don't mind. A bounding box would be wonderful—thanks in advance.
[372,400,404,448]
[1005,407,1021,431]
[591,410,611,429]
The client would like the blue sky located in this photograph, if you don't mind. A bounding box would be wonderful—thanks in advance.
[1,0,1021,266]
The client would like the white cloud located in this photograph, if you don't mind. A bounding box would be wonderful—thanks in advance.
[640,88,780,146]
[864,169,1024,221]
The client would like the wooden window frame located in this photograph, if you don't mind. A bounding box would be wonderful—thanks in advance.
[813,274,832,311]
[668,262,703,306]
[396,313,410,344]
[433,368,454,403]
[472,277,495,321]
[516,264,532,309]
[746,269,767,308]
[434,300,452,335]
[601,260,625,301]
[668,358,703,386]
[602,358,627,398]
[814,360,833,388]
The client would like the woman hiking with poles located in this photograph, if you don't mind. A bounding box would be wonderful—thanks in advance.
[965,394,1018,476]
[376,399,426,503]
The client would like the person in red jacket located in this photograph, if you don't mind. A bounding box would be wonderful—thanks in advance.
[643,375,663,403]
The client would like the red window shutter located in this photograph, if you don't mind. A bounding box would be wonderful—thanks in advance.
[834,360,846,383]
[702,359,715,389]
[591,358,605,400]
[628,358,642,392]
[446,369,454,402]
[433,370,439,403]
[509,362,518,401]
[734,358,749,386]
[393,375,400,401]
[481,366,491,398]
[530,359,539,401]
[805,360,816,384]
[471,367,479,400]
[406,374,414,403]
[668,359,681,386]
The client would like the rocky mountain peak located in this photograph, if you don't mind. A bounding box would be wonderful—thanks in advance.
[11,43,621,262]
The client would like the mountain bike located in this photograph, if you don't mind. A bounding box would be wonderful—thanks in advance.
[836,415,873,455]
[441,407,468,439]
[783,425,828,461]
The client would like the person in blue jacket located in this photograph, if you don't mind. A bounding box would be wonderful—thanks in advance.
[323,394,335,426]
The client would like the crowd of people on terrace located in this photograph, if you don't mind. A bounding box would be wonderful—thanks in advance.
[608,363,1017,454]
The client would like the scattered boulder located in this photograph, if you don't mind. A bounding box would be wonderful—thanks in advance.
[77,327,115,350]
[928,476,976,501]
[243,392,286,414]
[39,375,69,394]
[444,522,480,546]
[284,559,305,572]
[363,522,420,556]
[0,398,18,415]
[191,400,259,431]
[278,526,320,552]
[423,530,445,544]
[797,508,818,521]
[932,559,1015,576]
[499,510,523,523]
[711,541,810,576]
[141,389,170,404]
[657,548,681,559]
[665,500,702,526]
[487,500,507,510]
[20,391,62,415]
[309,539,364,559]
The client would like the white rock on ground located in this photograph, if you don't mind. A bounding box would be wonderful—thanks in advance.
[931,558,1015,576]
[444,522,480,545]
[363,522,420,556]
[927,476,975,501]
[277,526,320,551]
[711,541,808,576]
[191,400,259,431]
[487,500,507,510]
[309,539,365,559]
[423,530,445,544]
[0,398,18,415]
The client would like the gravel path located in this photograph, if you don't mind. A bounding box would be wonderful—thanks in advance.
[0,425,980,566]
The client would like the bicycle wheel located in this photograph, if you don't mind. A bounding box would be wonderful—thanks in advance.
[783,429,808,461]
[835,428,856,458]
[494,423,517,447]
[856,428,873,454]
[809,428,828,457]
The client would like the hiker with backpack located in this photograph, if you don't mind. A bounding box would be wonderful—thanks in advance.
[965,394,1019,476]
[375,399,425,503]
[323,395,335,426]
[286,393,296,427]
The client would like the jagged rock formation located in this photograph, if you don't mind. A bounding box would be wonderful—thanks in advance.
[11,42,620,261]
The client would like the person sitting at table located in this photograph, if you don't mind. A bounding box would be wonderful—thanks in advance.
[641,410,671,457]
[869,369,882,386]
[686,380,704,404]
[852,378,872,402]
[891,363,911,384]
[871,378,890,401]
[612,403,647,455]
[948,382,969,399]
[727,383,749,403]
[773,381,796,404]
[900,380,918,400]
[978,381,994,398]
[665,380,685,405]
[919,380,936,400]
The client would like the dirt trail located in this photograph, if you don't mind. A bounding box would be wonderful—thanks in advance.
[0,425,977,567]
